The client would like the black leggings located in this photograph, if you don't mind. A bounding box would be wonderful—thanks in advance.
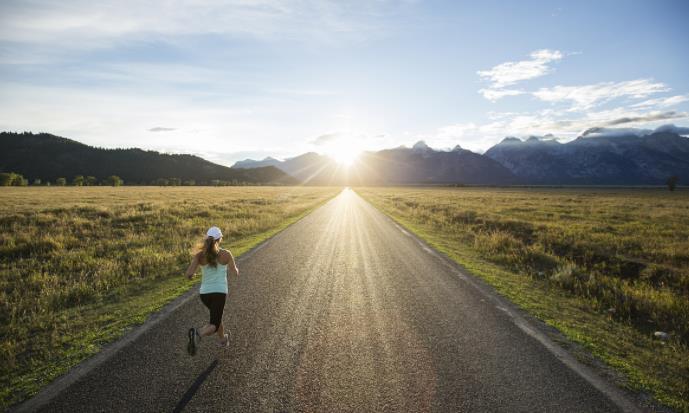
[200,293,227,331]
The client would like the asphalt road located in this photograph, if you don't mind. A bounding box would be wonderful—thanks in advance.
[30,189,631,412]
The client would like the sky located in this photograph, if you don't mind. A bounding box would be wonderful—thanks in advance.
[1,0,688,166]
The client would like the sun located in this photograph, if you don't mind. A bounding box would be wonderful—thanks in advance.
[330,146,361,166]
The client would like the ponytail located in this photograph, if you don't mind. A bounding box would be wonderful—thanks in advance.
[202,236,219,267]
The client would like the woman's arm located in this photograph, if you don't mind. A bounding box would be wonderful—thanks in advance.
[185,253,200,279]
[226,250,239,277]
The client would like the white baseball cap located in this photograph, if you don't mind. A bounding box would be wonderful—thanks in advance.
[206,226,223,240]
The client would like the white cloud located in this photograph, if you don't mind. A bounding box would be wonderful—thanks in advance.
[0,0,398,50]
[427,108,689,152]
[468,49,689,147]
[267,88,337,96]
[631,94,689,108]
[602,111,684,126]
[529,49,563,61]
[477,49,564,102]
[477,49,563,89]
[579,124,689,138]
[310,133,340,146]
[579,127,653,138]
[532,79,669,111]
[436,123,477,140]
[478,88,524,101]
[514,108,687,137]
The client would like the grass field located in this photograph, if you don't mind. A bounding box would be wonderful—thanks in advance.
[356,187,689,412]
[0,186,339,410]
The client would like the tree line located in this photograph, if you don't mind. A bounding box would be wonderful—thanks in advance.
[1,132,291,186]
[1,172,264,187]
[0,172,123,187]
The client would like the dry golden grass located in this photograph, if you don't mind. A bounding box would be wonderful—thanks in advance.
[0,186,339,409]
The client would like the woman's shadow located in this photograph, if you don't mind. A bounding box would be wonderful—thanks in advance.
[172,359,219,413]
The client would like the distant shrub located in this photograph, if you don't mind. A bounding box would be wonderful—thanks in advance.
[0,173,10,186]
[0,172,26,186]
[55,177,67,186]
[106,175,123,187]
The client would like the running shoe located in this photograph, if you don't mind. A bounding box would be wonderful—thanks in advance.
[187,327,198,356]
[217,333,229,348]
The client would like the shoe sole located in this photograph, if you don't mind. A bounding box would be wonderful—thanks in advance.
[187,328,197,356]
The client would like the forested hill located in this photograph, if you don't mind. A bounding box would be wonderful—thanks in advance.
[0,132,294,185]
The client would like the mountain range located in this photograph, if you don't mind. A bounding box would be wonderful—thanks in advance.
[233,125,689,186]
[3,125,688,186]
[234,141,517,185]
[484,126,689,185]
[0,132,294,185]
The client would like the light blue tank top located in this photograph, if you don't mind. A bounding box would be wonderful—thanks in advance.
[200,262,228,294]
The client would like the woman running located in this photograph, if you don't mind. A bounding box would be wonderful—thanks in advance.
[185,226,239,355]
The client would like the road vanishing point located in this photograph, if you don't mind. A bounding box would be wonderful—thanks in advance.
[22,189,637,412]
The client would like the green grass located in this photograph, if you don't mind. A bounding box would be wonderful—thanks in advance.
[356,186,689,412]
[0,186,340,410]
